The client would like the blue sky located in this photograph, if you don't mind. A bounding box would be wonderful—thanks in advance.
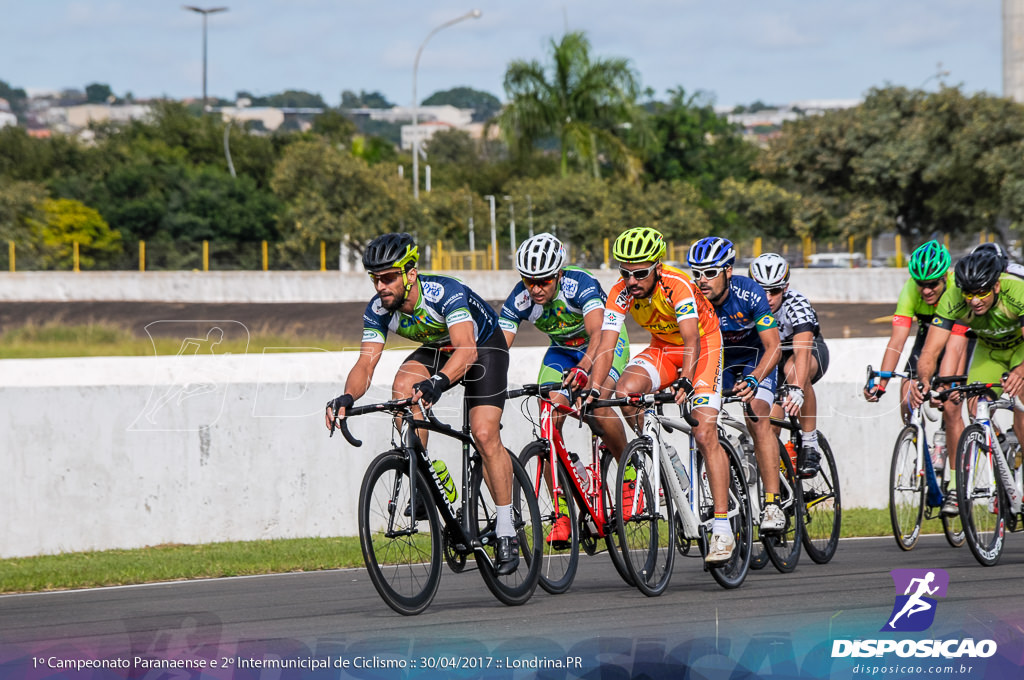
[0,0,1003,108]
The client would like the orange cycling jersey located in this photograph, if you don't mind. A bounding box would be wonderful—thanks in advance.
[602,265,720,345]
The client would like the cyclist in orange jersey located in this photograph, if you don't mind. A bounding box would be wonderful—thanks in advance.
[585,226,734,563]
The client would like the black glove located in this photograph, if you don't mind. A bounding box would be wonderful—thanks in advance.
[673,376,694,397]
[413,373,451,405]
[326,393,354,415]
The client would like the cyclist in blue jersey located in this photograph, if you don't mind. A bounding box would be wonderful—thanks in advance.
[688,236,786,533]
[500,233,631,543]
[325,233,520,575]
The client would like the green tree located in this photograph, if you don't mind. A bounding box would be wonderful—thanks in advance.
[340,90,393,109]
[28,197,122,269]
[85,83,113,103]
[311,109,357,144]
[423,86,501,122]
[498,31,646,179]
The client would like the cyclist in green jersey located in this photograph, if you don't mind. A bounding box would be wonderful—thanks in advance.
[910,248,1024,516]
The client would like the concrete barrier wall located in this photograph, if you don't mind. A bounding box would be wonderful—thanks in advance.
[2,337,992,559]
[0,268,907,304]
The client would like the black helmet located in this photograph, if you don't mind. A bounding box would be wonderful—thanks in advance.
[362,233,418,272]
[955,249,1003,293]
[971,242,1010,272]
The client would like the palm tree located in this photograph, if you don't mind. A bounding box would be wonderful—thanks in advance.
[497,31,645,180]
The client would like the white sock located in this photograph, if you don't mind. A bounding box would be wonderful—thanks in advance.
[713,515,732,537]
[495,504,515,538]
[803,430,818,450]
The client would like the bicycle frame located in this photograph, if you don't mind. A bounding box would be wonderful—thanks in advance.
[968,396,1023,517]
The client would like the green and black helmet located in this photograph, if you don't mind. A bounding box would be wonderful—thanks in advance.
[613,227,667,263]
[362,232,418,273]
[908,240,950,282]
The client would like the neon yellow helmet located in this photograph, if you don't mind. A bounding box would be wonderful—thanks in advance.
[613,227,666,263]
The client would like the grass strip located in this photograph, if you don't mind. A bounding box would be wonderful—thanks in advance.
[0,509,942,594]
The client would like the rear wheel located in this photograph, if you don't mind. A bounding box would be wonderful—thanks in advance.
[801,434,841,563]
[763,440,804,573]
[616,438,675,597]
[518,441,578,594]
[358,450,442,616]
[889,426,925,551]
[956,424,1006,567]
[941,480,965,548]
[472,451,543,604]
[600,449,635,586]
[702,437,752,589]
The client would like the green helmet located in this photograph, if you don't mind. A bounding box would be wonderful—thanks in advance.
[908,240,951,281]
[613,227,666,263]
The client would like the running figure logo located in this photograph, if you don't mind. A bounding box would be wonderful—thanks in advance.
[882,568,950,632]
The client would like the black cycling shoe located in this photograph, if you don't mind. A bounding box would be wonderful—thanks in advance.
[403,497,429,521]
[798,447,821,479]
[494,535,520,575]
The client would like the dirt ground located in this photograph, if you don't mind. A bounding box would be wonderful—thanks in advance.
[0,300,896,345]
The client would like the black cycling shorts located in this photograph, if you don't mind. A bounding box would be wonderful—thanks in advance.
[781,335,829,385]
[402,330,508,409]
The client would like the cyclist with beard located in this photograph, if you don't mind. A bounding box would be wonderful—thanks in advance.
[325,232,520,575]
[584,226,736,563]
[687,238,786,533]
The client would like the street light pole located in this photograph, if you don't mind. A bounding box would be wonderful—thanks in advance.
[184,5,228,111]
[503,195,516,257]
[411,9,481,200]
[485,194,497,269]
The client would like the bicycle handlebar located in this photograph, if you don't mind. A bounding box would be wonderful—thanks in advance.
[586,380,698,427]
[332,397,420,448]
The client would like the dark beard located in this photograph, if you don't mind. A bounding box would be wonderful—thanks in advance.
[380,290,407,311]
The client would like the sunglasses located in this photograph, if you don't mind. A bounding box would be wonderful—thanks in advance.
[915,278,944,291]
[619,265,656,281]
[691,267,723,281]
[368,270,403,285]
[522,275,556,288]
[765,286,786,296]
[963,289,994,302]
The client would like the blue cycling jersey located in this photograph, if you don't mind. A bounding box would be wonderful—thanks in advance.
[362,274,497,347]
[712,274,778,354]
[498,267,606,349]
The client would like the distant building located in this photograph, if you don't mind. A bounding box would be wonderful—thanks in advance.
[62,104,152,128]
[215,104,323,132]
[724,99,862,142]
[0,98,15,129]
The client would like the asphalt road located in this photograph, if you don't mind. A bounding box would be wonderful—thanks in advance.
[1,534,1021,678]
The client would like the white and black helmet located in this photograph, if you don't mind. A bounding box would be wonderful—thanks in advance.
[515,233,567,278]
[748,253,790,288]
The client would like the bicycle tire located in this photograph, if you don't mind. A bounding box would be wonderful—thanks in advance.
[941,491,966,548]
[519,440,578,595]
[956,424,1006,567]
[763,439,804,573]
[801,434,841,563]
[471,450,543,604]
[616,438,676,597]
[358,450,442,616]
[738,437,770,571]
[888,426,925,551]
[600,449,636,587]
[703,437,753,589]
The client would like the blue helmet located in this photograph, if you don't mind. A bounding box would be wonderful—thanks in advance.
[687,237,736,268]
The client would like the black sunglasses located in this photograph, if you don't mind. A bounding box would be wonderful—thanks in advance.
[915,278,944,290]
[369,270,403,285]
[765,286,786,296]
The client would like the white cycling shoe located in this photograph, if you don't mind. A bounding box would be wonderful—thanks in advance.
[705,532,736,564]
[760,503,786,533]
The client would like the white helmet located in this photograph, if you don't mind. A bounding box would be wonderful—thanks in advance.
[748,253,790,288]
[516,233,567,278]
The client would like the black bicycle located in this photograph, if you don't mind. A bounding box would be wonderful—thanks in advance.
[336,397,543,615]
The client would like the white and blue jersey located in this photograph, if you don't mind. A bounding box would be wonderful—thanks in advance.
[712,275,779,398]
[498,267,606,349]
[362,274,497,348]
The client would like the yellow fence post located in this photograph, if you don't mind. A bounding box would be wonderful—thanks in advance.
[802,236,811,267]
[487,244,493,270]
[895,234,903,268]
[753,237,762,258]
[320,240,326,271]
[435,240,443,270]
[782,243,789,257]
[866,236,873,268]
[944,233,950,251]
[139,240,146,272]
[848,235,854,258]
[8,241,14,272]
[604,238,610,269]
[979,231,986,245]
[73,241,80,272]
[203,240,209,272]
[262,240,268,271]
[989,232,996,243]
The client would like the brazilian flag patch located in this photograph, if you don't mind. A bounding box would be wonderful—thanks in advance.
[756,313,777,329]
[693,395,710,407]
[679,301,695,316]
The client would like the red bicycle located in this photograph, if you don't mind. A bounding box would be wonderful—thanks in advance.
[508,382,633,593]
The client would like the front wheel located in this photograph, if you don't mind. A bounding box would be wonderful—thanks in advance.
[763,440,804,573]
[358,450,442,616]
[472,450,543,604]
[616,437,676,597]
[519,441,578,594]
[956,424,1006,567]
[600,448,635,586]
[889,426,925,551]
[701,437,753,589]
[801,434,841,563]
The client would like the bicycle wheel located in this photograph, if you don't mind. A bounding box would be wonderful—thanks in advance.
[616,438,676,597]
[888,426,924,551]
[519,440,578,595]
[700,437,753,589]
[471,450,543,604]
[737,438,770,571]
[801,434,841,563]
[941,482,966,548]
[763,440,804,573]
[956,424,1006,567]
[600,449,635,587]
[358,450,442,616]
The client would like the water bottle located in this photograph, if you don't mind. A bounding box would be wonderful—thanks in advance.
[931,431,946,473]
[665,443,690,492]
[432,460,457,504]
[568,452,589,486]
